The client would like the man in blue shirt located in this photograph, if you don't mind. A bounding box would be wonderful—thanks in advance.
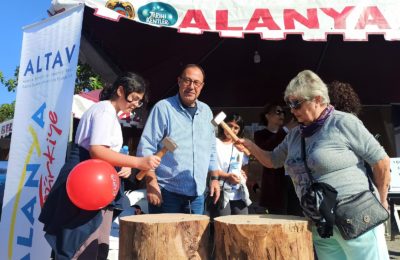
[137,64,220,214]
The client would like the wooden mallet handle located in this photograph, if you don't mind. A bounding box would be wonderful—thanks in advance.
[136,147,168,181]
[220,121,251,156]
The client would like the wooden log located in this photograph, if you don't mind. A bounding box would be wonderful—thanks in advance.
[119,213,210,260]
[214,214,313,260]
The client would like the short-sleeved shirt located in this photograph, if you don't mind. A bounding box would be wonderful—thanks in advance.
[270,110,387,201]
[215,138,248,200]
[75,100,123,152]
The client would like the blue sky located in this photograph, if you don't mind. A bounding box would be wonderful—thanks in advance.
[0,1,51,106]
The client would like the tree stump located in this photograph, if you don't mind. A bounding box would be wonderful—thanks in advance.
[214,214,313,260]
[119,213,210,260]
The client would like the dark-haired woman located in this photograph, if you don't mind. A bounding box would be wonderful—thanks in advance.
[39,72,160,260]
[328,81,362,116]
[208,113,251,218]
[254,103,302,216]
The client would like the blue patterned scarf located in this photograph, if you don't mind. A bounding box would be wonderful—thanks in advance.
[300,105,334,137]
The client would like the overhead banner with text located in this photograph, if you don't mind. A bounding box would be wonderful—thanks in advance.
[0,5,84,260]
[50,0,400,41]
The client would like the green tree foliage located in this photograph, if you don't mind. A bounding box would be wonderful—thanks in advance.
[74,63,103,94]
[0,62,103,122]
[0,102,15,122]
[0,67,18,92]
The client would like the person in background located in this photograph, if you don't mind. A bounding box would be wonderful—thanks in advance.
[328,81,380,186]
[39,72,160,260]
[136,64,220,214]
[238,70,390,259]
[132,204,144,215]
[254,103,302,216]
[208,112,251,218]
[328,81,362,116]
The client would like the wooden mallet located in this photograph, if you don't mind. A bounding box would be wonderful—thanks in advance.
[211,111,251,156]
[135,137,178,180]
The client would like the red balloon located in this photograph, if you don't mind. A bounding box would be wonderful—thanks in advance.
[66,159,120,210]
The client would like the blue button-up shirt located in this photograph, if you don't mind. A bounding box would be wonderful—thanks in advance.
[137,94,218,196]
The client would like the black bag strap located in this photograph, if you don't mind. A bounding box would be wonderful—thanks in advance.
[302,137,374,192]
[365,170,375,192]
[301,137,315,184]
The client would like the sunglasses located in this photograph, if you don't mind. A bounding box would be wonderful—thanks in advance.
[275,109,286,116]
[286,99,307,110]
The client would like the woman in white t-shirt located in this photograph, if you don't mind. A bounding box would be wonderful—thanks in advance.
[209,113,251,218]
[39,72,160,260]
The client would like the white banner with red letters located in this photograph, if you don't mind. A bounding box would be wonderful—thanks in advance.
[0,5,84,260]
[50,0,400,41]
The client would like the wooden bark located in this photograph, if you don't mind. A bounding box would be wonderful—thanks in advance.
[119,213,210,260]
[214,214,313,260]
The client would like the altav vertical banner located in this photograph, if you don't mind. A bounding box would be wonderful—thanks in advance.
[0,5,84,260]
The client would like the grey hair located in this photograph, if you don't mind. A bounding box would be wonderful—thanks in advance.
[284,70,330,104]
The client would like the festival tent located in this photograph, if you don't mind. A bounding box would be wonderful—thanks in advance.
[49,0,400,107]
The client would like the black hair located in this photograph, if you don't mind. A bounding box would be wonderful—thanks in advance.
[180,64,206,81]
[217,113,245,139]
[99,72,149,103]
[259,102,281,126]
[132,205,142,210]
[328,81,361,116]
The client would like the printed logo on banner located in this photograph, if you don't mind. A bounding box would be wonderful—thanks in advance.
[36,104,63,207]
[6,102,62,259]
[22,45,76,77]
[138,2,178,26]
[105,0,135,19]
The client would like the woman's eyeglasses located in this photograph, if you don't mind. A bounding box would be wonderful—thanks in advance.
[286,99,307,110]
[126,97,144,107]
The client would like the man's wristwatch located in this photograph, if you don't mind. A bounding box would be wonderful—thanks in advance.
[210,175,219,181]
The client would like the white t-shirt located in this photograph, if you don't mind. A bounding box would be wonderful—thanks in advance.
[75,100,123,152]
[216,138,248,200]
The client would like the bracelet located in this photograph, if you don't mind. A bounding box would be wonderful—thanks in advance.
[210,175,219,181]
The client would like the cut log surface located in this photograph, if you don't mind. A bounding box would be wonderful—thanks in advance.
[214,214,313,260]
[119,213,210,260]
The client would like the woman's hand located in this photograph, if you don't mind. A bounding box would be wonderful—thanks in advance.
[118,167,132,178]
[226,174,240,185]
[138,155,161,171]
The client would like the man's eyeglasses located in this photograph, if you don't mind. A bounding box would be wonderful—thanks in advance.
[126,96,144,107]
[275,109,286,116]
[286,99,307,110]
[180,76,204,88]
